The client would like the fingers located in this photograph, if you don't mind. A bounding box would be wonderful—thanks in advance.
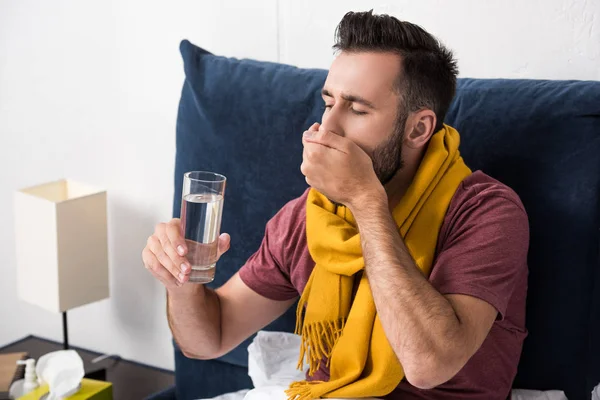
[303,126,347,154]
[162,220,191,275]
[300,147,316,188]
[302,139,323,168]
[217,233,231,259]
[301,141,319,175]
[143,219,191,286]
[166,218,187,256]
[148,234,188,283]
[142,245,181,288]
[157,222,189,268]
[302,122,320,141]
[311,130,348,153]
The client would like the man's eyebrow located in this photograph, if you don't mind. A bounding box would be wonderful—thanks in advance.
[321,88,376,109]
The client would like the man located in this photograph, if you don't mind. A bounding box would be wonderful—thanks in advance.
[142,10,529,400]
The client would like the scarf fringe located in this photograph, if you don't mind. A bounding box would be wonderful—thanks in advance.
[285,380,323,400]
[296,318,346,376]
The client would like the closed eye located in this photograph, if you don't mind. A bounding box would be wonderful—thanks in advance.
[324,104,367,116]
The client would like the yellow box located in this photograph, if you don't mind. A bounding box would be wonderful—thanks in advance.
[18,378,112,400]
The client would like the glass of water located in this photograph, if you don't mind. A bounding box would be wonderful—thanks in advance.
[180,171,226,284]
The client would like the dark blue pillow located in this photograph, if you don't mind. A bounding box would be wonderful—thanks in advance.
[175,39,600,399]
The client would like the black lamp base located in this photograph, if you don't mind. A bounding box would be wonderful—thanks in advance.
[62,311,69,350]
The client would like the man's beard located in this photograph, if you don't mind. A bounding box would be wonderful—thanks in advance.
[371,115,406,185]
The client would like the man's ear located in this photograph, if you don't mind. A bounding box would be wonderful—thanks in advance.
[404,109,437,149]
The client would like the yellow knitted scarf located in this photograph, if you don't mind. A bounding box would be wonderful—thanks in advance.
[286,125,471,400]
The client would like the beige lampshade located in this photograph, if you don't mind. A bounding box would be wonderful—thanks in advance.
[14,179,109,313]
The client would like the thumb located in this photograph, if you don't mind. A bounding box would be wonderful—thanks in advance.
[303,122,321,140]
[217,233,231,259]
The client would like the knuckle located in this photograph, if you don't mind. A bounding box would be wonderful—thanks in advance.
[161,241,173,253]
[145,257,156,272]
[148,254,162,269]
[147,235,158,247]
[167,224,182,241]
[159,254,177,273]
[156,231,169,245]
[149,259,159,271]
[155,251,169,266]
[155,222,165,233]
[142,249,150,266]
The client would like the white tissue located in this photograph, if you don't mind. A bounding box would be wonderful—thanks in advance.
[511,389,568,400]
[247,331,306,388]
[242,331,379,400]
[36,350,84,400]
[592,382,600,400]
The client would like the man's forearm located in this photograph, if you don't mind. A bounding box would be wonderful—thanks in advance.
[350,191,465,388]
[167,285,222,359]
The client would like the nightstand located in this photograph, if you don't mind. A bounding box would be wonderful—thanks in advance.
[0,336,174,400]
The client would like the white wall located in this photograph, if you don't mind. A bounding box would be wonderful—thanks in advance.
[0,0,598,371]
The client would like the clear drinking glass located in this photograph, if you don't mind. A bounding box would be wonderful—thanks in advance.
[180,171,226,284]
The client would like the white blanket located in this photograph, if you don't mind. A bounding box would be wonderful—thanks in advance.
[200,331,570,400]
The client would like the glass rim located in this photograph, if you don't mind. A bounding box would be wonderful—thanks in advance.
[184,171,226,183]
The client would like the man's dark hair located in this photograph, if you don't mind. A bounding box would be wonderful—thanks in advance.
[333,10,458,132]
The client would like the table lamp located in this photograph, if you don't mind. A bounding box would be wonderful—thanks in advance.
[14,179,109,350]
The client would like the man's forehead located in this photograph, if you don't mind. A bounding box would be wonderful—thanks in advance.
[325,51,401,101]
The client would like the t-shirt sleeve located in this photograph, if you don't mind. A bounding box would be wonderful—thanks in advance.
[429,188,530,320]
[238,199,302,301]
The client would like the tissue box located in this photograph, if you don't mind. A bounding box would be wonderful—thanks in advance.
[18,378,112,400]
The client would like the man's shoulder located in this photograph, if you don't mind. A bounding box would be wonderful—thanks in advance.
[266,188,309,232]
[452,170,527,216]
[440,170,529,249]
[279,188,310,215]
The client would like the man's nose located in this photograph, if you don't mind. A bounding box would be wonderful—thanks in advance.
[320,110,344,137]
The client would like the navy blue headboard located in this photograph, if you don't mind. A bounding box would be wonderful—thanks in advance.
[174,40,600,399]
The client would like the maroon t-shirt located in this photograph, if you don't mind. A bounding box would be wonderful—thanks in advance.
[239,171,529,400]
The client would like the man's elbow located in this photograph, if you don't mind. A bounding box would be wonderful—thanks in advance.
[176,338,223,360]
[179,346,222,360]
[403,356,461,390]
[180,348,212,360]
[404,372,442,390]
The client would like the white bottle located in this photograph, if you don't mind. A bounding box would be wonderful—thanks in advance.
[8,358,39,398]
